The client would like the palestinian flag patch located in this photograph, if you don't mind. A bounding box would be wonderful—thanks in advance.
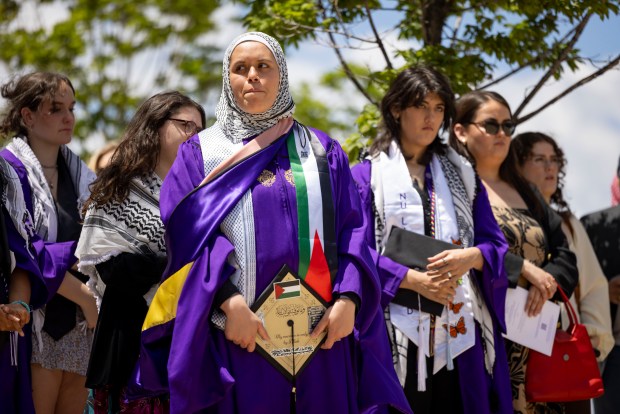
[274,279,301,300]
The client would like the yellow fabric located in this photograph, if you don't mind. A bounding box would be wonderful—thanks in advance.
[142,262,194,331]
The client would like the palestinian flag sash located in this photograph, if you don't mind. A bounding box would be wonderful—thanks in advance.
[286,124,338,302]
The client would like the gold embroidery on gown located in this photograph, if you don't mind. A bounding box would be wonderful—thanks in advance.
[257,169,276,187]
[284,169,295,187]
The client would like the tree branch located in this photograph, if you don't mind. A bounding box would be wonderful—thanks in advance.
[364,0,393,69]
[326,29,377,105]
[450,15,462,49]
[479,58,539,89]
[514,12,592,117]
[479,24,579,90]
[516,55,620,124]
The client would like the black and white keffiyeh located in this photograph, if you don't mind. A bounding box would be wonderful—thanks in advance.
[76,173,166,308]
[371,142,495,389]
[4,136,95,242]
[0,156,35,247]
[216,31,295,143]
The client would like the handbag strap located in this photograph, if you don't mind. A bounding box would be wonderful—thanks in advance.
[557,286,578,331]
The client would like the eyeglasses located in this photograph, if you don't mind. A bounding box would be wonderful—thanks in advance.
[468,119,516,136]
[527,155,562,168]
[168,118,201,137]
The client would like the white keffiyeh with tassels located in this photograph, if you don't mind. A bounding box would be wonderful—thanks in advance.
[0,156,35,249]
[5,136,94,242]
[216,32,295,144]
[371,141,495,390]
[4,136,95,351]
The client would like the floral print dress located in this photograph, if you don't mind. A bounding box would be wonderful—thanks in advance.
[492,206,564,414]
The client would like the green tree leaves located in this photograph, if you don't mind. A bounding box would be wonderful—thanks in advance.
[0,0,223,147]
[240,0,620,161]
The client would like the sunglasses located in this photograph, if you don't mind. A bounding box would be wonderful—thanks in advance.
[169,118,201,137]
[468,119,516,136]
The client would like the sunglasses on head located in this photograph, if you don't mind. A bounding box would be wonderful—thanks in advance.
[468,119,516,136]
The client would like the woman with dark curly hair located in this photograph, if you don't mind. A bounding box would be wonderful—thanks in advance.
[514,131,613,413]
[76,91,205,413]
[351,66,513,414]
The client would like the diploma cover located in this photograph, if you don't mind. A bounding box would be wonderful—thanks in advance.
[251,264,328,381]
[383,226,462,316]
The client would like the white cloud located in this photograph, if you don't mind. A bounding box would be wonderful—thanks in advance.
[493,65,620,216]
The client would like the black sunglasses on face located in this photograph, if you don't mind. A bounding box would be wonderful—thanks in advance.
[169,118,201,137]
[469,119,516,136]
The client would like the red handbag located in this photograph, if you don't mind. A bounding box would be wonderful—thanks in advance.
[525,286,604,402]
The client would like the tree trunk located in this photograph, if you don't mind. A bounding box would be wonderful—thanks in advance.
[421,0,453,46]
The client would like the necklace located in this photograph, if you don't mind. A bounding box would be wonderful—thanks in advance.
[43,168,58,191]
[406,160,425,185]
[41,164,58,169]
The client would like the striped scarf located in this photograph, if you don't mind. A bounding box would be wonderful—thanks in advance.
[4,136,94,241]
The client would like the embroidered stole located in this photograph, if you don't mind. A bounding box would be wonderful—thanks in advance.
[286,123,337,302]
[373,141,494,391]
[144,120,338,334]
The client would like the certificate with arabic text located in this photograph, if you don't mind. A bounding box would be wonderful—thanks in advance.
[251,265,328,381]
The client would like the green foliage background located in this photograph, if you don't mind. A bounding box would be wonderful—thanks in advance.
[0,1,618,163]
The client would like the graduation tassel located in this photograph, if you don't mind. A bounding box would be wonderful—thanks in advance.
[288,320,297,414]
[290,386,296,414]
[446,336,454,371]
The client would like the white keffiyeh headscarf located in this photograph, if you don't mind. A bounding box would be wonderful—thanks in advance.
[215,31,295,143]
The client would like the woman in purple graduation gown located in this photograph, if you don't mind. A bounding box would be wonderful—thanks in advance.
[0,156,77,414]
[1,72,99,414]
[135,32,411,414]
[350,66,513,414]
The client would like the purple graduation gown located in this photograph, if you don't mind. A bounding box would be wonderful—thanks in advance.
[351,160,513,414]
[138,126,412,413]
[0,153,77,414]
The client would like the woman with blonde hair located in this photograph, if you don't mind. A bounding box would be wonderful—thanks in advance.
[87,141,119,173]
